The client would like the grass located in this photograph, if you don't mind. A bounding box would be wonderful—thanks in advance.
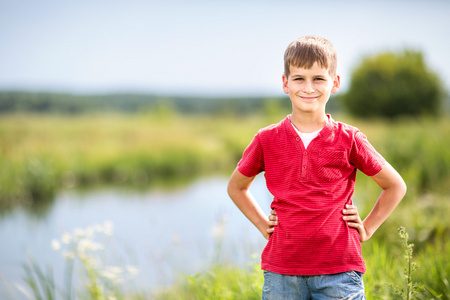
[154,228,450,300]
[16,203,450,299]
[2,112,450,211]
[153,262,263,300]
[0,112,271,212]
[2,111,450,298]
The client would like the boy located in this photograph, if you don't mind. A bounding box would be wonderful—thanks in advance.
[227,36,406,299]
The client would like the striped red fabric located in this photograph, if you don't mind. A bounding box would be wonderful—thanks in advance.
[237,115,385,275]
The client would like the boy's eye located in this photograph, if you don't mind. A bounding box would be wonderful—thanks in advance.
[294,78,304,81]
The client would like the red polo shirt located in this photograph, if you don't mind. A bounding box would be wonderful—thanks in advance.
[238,115,385,275]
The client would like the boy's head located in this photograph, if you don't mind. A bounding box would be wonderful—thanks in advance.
[284,36,337,78]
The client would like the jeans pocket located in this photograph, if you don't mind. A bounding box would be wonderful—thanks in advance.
[262,271,272,294]
[345,270,363,284]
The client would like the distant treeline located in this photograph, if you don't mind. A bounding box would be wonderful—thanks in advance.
[0,90,313,115]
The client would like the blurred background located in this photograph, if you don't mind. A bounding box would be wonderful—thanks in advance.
[1,0,449,299]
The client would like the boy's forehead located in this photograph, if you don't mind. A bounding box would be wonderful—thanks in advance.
[288,62,332,76]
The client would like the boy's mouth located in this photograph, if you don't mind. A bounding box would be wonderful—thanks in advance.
[300,96,319,102]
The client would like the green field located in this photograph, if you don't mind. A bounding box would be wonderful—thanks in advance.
[0,112,269,211]
[2,112,450,299]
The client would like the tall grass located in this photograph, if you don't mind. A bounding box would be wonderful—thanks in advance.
[18,224,449,299]
[0,113,268,211]
[21,221,144,300]
[154,227,450,299]
[153,261,263,300]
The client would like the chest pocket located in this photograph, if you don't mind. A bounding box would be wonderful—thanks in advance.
[316,150,348,181]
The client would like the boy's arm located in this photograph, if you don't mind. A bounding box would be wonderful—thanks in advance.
[227,167,272,240]
[357,162,407,242]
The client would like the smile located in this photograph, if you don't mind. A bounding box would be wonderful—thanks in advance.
[300,96,319,102]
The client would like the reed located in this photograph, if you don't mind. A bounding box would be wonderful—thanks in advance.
[17,221,450,299]
[21,221,143,300]
[155,229,450,299]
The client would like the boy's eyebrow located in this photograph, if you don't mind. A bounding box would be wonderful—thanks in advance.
[290,73,327,78]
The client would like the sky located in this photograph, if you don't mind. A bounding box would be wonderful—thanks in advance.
[1,0,449,97]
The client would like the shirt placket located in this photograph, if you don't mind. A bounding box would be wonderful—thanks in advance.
[301,149,309,178]
[295,136,309,179]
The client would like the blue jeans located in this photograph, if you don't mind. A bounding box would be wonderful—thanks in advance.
[262,270,365,300]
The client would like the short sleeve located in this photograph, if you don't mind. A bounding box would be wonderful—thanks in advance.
[350,131,386,176]
[237,133,265,177]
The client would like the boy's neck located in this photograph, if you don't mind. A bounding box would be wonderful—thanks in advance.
[290,112,328,133]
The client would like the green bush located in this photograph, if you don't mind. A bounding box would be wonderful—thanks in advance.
[342,50,445,118]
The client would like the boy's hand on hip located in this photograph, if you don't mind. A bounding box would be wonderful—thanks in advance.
[266,209,278,239]
[343,204,371,242]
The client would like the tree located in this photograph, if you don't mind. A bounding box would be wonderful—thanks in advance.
[342,50,445,118]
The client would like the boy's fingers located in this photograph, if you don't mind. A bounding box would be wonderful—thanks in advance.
[270,209,277,216]
[347,220,364,231]
[347,220,362,226]
[268,220,278,226]
[347,222,368,242]
[343,209,355,215]
[268,214,278,221]
[343,207,359,215]
[343,215,362,223]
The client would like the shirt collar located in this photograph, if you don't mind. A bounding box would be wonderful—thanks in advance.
[284,114,334,138]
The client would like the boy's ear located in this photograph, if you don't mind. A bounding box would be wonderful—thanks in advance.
[331,75,341,94]
[282,74,289,94]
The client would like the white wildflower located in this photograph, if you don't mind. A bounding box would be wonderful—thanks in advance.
[109,266,123,274]
[101,266,123,284]
[211,223,225,238]
[102,221,114,236]
[81,256,99,269]
[84,226,95,238]
[126,265,140,277]
[51,239,61,251]
[61,232,72,244]
[74,228,84,238]
[63,251,76,260]
[94,224,104,233]
[77,238,104,254]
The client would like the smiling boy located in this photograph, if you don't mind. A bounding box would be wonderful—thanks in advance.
[227,36,406,299]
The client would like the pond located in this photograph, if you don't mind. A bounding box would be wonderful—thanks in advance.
[0,174,272,299]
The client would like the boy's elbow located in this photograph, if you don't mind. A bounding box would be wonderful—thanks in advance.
[392,174,407,201]
[227,182,234,198]
[227,179,240,199]
[399,178,407,198]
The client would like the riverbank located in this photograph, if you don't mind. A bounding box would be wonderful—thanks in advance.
[2,112,450,209]
[0,112,271,212]
[1,112,450,298]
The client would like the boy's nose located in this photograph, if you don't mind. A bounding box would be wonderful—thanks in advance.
[303,82,315,94]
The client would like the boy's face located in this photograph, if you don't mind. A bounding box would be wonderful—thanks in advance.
[282,62,340,115]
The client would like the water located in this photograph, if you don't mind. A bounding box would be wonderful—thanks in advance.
[0,174,272,299]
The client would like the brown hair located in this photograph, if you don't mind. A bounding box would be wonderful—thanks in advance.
[284,36,337,78]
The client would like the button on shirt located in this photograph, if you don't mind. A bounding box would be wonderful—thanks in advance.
[237,115,386,276]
